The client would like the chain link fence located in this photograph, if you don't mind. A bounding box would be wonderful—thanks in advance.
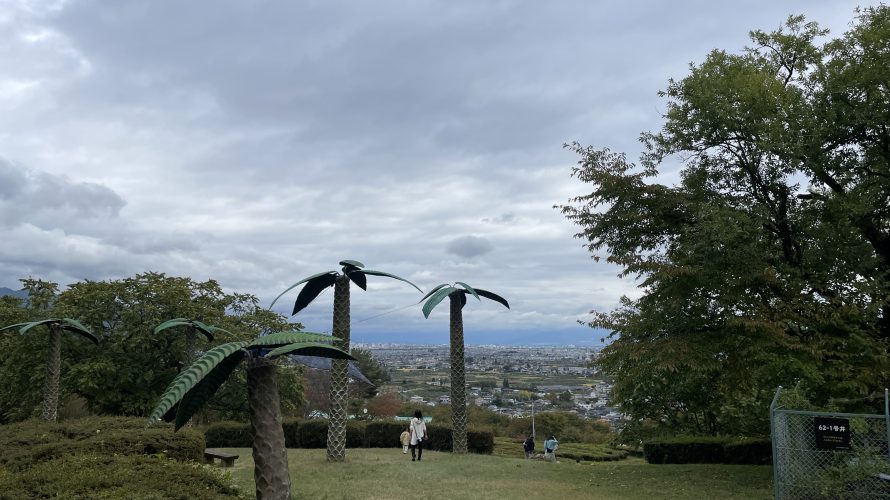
[771,387,890,499]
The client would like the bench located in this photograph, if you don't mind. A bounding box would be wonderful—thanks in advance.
[204,448,239,467]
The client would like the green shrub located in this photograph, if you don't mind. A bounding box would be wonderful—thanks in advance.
[643,436,771,465]
[0,453,245,500]
[366,421,408,448]
[203,421,253,448]
[722,438,773,465]
[298,419,328,448]
[0,417,204,471]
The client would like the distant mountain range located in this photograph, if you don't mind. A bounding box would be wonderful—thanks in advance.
[0,287,28,300]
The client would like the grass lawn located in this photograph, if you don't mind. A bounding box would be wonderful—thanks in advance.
[218,448,773,499]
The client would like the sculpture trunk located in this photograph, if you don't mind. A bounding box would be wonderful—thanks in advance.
[41,324,62,422]
[449,293,467,454]
[246,356,291,500]
[327,274,351,462]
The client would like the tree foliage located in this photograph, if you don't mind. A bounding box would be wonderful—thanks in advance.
[0,272,305,422]
[560,8,890,437]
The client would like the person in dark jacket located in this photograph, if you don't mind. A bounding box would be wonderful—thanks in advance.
[523,435,535,459]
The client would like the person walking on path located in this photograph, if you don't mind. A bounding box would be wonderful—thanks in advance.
[544,435,559,462]
[400,427,410,454]
[409,409,428,462]
[523,435,535,459]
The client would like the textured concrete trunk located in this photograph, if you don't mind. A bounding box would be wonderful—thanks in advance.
[41,324,62,422]
[327,274,351,462]
[246,356,291,500]
[449,293,467,454]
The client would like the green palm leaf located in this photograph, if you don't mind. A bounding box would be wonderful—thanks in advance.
[147,341,248,425]
[191,320,230,342]
[18,319,59,334]
[339,260,365,268]
[248,331,336,349]
[419,284,449,302]
[292,273,338,315]
[456,282,481,302]
[422,286,456,318]
[346,268,367,290]
[267,342,356,359]
[473,288,510,309]
[269,271,337,309]
[153,318,189,333]
[173,349,245,430]
[60,318,99,344]
[0,322,34,333]
[359,270,422,293]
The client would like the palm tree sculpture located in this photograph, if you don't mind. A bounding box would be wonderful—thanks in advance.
[421,283,509,454]
[271,259,421,462]
[154,317,220,368]
[148,328,353,500]
[0,318,99,422]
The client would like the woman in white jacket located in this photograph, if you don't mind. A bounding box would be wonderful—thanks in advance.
[409,409,428,461]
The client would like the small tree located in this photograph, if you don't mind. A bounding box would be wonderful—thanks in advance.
[271,259,420,462]
[421,282,509,453]
[148,329,353,500]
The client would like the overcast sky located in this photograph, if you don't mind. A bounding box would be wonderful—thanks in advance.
[0,0,872,345]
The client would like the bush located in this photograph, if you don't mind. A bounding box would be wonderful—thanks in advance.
[366,421,409,448]
[204,421,253,448]
[0,453,245,499]
[643,436,771,465]
[0,417,204,471]
[298,420,328,448]
[722,438,773,465]
[202,418,494,454]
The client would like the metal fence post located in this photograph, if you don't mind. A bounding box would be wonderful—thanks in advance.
[885,388,889,461]
[771,386,783,500]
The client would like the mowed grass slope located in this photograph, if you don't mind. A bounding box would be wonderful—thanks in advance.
[219,448,772,499]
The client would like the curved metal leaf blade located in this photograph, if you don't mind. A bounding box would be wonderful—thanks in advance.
[60,318,99,345]
[292,273,338,315]
[422,286,456,318]
[347,268,367,290]
[248,331,336,349]
[472,288,510,309]
[460,290,467,309]
[339,259,365,269]
[359,270,422,293]
[190,320,221,342]
[146,341,248,425]
[174,349,245,430]
[269,271,337,309]
[153,318,189,334]
[456,282,481,301]
[419,284,449,302]
[267,342,355,360]
[0,322,32,333]
[18,319,59,334]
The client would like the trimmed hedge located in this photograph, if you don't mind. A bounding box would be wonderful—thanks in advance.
[0,453,244,499]
[643,436,771,465]
[0,416,204,471]
[204,419,494,454]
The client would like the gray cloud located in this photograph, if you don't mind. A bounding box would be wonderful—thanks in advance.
[0,0,873,342]
[0,157,125,230]
[446,235,494,259]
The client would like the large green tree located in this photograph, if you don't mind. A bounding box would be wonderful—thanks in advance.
[148,328,353,500]
[0,273,305,422]
[272,259,420,462]
[421,282,509,453]
[560,7,890,438]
